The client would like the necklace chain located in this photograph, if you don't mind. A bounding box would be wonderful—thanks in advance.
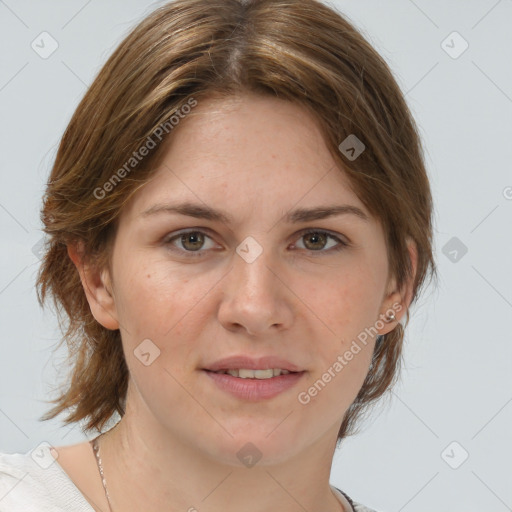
[91,436,114,512]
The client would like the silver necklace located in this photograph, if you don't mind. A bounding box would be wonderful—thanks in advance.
[91,436,114,512]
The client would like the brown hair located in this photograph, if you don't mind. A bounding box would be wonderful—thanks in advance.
[36,0,437,441]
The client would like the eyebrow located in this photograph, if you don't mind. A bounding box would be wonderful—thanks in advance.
[140,201,370,224]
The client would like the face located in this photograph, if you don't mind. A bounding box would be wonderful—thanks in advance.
[80,92,408,466]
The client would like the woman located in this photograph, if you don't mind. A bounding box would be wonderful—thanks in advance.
[0,0,436,511]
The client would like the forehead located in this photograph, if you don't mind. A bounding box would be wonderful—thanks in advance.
[120,93,371,226]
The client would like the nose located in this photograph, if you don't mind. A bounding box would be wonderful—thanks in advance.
[217,243,294,336]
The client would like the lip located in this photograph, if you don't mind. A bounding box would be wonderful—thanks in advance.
[202,355,303,373]
[203,370,306,401]
[201,355,306,401]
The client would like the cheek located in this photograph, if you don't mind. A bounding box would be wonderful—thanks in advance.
[113,257,202,328]
[112,258,222,374]
[294,261,383,343]
[292,261,382,394]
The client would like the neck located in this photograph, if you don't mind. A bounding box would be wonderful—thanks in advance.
[97,389,344,512]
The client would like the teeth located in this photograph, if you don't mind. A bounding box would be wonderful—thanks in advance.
[216,368,291,378]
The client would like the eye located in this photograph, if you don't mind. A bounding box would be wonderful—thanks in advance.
[293,229,348,253]
[164,230,217,256]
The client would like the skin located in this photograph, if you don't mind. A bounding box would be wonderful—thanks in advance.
[61,92,417,512]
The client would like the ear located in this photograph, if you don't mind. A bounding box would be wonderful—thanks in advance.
[376,237,418,336]
[67,241,119,330]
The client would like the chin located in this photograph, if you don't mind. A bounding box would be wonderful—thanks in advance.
[199,425,305,468]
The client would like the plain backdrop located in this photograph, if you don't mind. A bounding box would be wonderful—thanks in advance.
[1,1,511,511]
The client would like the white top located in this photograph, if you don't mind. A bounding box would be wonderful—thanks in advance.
[0,444,378,512]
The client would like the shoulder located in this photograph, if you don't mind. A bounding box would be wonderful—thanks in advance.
[352,502,381,512]
[333,486,381,512]
[0,443,93,512]
[0,448,44,511]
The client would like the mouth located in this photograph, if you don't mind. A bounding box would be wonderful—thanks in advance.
[201,367,306,400]
[204,368,297,379]
[201,355,306,400]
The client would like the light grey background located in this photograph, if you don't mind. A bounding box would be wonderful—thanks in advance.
[1,1,511,511]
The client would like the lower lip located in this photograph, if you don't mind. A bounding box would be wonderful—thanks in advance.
[203,370,306,400]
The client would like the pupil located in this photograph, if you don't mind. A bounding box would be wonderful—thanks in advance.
[305,232,325,250]
[183,232,203,251]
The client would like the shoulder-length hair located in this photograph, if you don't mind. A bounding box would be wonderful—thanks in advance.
[36,0,437,441]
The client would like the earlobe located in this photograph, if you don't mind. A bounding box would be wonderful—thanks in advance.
[376,290,404,337]
[67,242,119,331]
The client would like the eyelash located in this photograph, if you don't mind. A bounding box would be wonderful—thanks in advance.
[163,228,349,258]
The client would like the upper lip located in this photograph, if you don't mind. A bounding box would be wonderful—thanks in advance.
[203,356,304,373]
